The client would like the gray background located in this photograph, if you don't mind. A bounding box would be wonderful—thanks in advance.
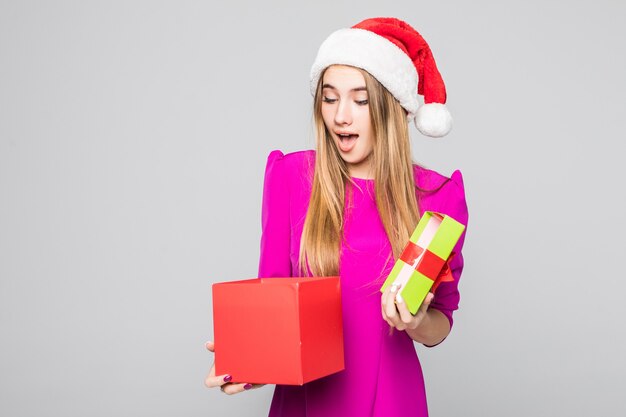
[1,1,625,416]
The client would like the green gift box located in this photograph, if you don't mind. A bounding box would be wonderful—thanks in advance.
[380,211,465,314]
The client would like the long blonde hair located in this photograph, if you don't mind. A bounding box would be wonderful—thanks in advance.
[298,67,420,277]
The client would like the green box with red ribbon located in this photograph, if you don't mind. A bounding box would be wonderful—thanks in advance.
[380,211,465,314]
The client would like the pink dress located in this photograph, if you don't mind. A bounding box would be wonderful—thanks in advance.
[258,150,469,417]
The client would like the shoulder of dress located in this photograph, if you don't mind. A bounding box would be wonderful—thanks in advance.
[414,165,468,224]
[414,164,450,190]
[414,165,465,189]
[281,149,315,163]
[414,165,466,202]
[266,149,315,176]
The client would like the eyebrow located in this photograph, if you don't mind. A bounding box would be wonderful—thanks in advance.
[322,83,368,92]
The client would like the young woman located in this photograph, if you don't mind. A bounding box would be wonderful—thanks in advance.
[205,17,468,417]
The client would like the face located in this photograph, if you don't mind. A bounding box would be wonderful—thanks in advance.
[320,65,374,179]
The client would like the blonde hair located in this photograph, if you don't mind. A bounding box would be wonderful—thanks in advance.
[298,66,420,277]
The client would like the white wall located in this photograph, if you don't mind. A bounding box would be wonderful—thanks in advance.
[1,1,624,416]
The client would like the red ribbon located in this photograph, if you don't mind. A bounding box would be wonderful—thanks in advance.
[399,241,424,266]
[431,252,456,292]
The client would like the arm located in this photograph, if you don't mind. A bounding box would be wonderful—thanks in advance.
[407,306,451,346]
[382,170,469,346]
[381,287,450,346]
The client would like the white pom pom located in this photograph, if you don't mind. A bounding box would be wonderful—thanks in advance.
[414,103,453,138]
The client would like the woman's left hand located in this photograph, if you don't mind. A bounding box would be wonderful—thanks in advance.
[381,283,434,331]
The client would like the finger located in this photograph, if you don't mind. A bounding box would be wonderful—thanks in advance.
[221,382,262,395]
[405,293,435,330]
[380,286,390,312]
[383,316,396,329]
[381,303,394,326]
[382,309,395,328]
[395,293,414,325]
[392,293,408,330]
[221,382,244,395]
[425,292,434,306]
[384,284,401,321]
[205,341,215,353]
[419,293,434,315]
[382,284,407,329]
[205,373,233,388]
[381,287,395,326]
[381,290,390,318]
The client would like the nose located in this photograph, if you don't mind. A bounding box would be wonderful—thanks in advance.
[334,99,352,125]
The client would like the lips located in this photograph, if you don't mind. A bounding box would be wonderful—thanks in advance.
[336,132,359,153]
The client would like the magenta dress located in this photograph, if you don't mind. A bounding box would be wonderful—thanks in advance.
[258,150,469,417]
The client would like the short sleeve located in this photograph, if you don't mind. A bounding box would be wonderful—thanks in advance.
[258,150,293,278]
[428,169,469,332]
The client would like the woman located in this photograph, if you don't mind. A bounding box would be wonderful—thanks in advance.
[206,17,468,417]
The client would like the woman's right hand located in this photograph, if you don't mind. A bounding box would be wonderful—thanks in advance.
[204,341,264,395]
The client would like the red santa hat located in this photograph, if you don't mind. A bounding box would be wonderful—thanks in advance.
[310,17,452,138]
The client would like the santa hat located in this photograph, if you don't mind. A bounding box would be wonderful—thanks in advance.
[310,17,452,138]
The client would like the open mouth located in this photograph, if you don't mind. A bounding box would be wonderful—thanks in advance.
[337,133,359,152]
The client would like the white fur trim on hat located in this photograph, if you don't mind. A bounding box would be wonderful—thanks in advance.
[310,28,420,119]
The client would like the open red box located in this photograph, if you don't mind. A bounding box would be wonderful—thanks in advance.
[212,276,344,385]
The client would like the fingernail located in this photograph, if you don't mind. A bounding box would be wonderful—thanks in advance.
[390,283,399,292]
[223,375,232,382]
[396,293,404,304]
[243,383,253,390]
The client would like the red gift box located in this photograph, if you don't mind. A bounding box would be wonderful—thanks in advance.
[212,276,344,385]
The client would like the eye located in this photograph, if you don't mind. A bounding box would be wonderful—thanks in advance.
[322,96,338,104]
[355,99,368,106]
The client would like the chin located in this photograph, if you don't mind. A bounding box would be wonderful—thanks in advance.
[343,157,368,169]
